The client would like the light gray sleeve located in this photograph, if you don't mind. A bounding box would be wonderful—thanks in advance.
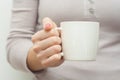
[6,0,39,73]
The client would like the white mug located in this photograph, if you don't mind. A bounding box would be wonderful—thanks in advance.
[60,21,99,60]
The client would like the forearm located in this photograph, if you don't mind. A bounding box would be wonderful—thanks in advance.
[7,38,33,72]
[6,0,39,72]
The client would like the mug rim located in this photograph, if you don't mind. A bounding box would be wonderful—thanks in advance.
[61,21,99,24]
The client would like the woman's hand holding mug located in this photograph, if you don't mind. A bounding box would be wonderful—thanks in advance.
[27,17,64,72]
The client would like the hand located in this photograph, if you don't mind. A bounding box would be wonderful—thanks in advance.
[27,17,64,71]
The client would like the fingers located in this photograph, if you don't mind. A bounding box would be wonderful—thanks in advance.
[37,45,62,58]
[30,17,63,69]
[32,17,59,43]
[32,29,59,43]
[33,36,61,53]
[41,54,64,67]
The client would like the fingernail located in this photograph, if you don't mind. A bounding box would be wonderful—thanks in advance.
[45,23,51,28]
[45,23,52,31]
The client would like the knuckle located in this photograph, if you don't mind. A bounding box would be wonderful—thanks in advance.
[50,29,59,36]
[51,37,61,44]
[54,55,60,61]
[50,30,56,36]
[53,45,61,53]
[33,45,38,52]
[41,61,47,67]
[37,51,43,58]
[31,35,37,43]
[31,31,41,42]
[33,44,41,53]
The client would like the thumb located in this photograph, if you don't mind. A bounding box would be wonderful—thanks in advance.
[42,17,57,31]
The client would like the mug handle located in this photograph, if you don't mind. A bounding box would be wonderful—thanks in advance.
[55,27,62,33]
[55,27,64,57]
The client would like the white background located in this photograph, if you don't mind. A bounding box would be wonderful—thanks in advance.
[0,0,33,80]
